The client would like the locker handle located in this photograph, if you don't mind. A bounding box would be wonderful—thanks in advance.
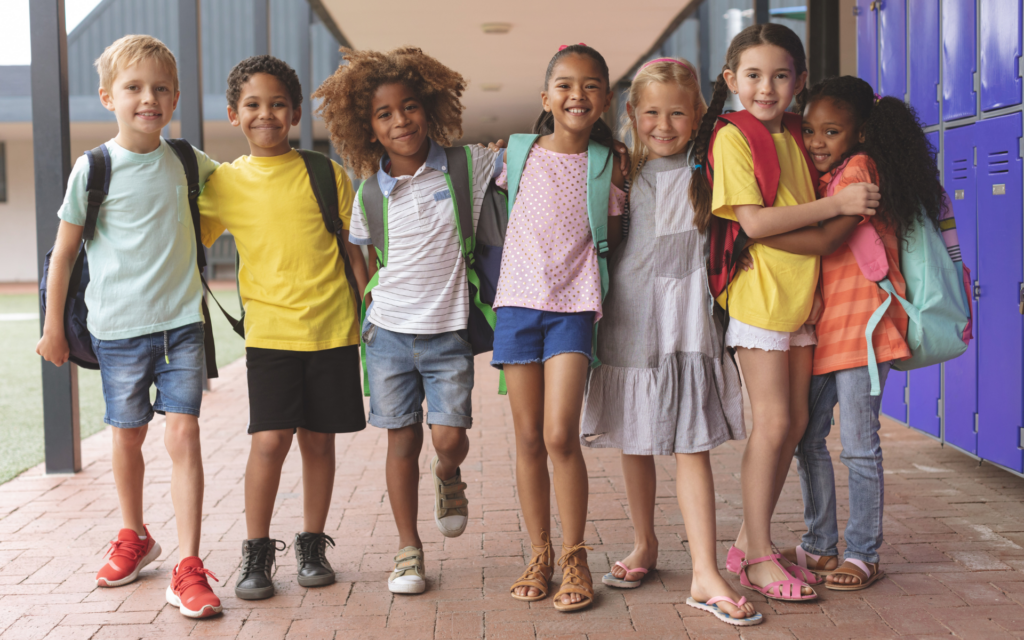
[1019,283,1023,315]
[974,281,981,300]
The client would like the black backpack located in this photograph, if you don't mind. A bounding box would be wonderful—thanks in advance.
[40,139,221,377]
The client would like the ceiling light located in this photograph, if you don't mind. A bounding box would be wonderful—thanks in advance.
[481,23,512,34]
[481,83,502,92]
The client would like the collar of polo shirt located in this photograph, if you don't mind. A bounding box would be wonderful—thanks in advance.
[376,139,449,198]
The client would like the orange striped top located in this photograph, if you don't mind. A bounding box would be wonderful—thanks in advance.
[813,154,910,375]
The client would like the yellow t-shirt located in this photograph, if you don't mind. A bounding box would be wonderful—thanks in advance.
[711,124,819,333]
[199,150,359,351]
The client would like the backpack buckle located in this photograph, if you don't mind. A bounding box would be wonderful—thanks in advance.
[188,185,200,200]
[596,240,609,256]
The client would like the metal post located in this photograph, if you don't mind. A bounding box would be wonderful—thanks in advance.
[253,0,270,56]
[807,0,840,83]
[299,2,314,150]
[178,0,204,149]
[698,0,713,101]
[754,0,770,24]
[31,0,81,474]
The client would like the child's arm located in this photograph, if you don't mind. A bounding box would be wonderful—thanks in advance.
[754,216,862,256]
[342,230,369,299]
[364,244,378,306]
[733,182,879,239]
[36,221,84,366]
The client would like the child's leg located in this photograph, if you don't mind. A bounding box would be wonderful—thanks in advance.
[387,425,425,549]
[163,413,203,558]
[608,454,658,581]
[111,425,148,535]
[431,426,469,481]
[245,429,293,538]
[296,429,336,535]
[677,451,756,620]
[791,374,841,566]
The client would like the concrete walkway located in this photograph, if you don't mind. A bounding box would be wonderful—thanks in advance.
[1,355,1022,639]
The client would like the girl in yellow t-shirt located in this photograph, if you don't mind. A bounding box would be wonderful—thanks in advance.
[688,24,880,602]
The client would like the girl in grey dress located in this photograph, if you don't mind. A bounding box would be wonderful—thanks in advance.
[580,59,758,627]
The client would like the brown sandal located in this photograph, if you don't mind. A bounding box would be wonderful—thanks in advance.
[510,532,553,602]
[553,542,594,612]
[825,559,884,591]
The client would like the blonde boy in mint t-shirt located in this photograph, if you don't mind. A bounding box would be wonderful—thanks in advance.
[36,35,222,619]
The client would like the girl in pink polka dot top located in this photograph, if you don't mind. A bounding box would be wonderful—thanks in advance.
[494,44,626,614]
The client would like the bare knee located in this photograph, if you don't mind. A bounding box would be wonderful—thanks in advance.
[431,426,467,458]
[164,415,200,457]
[543,427,580,463]
[516,426,546,460]
[251,430,292,463]
[112,425,147,451]
[297,429,335,459]
[388,426,423,459]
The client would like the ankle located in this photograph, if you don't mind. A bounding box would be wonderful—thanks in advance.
[398,536,422,550]
[632,536,659,554]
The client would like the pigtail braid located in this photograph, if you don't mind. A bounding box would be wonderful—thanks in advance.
[793,86,809,114]
[688,73,729,233]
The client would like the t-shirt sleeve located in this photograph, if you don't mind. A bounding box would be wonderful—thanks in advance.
[193,146,220,188]
[348,182,372,246]
[332,160,355,232]
[495,162,508,189]
[832,154,878,225]
[468,145,504,196]
[609,183,625,217]
[197,165,227,247]
[57,154,91,227]
[710,125,764,222]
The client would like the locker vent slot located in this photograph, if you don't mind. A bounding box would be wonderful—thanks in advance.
[987,151,1010,175]
[952,157,969,180]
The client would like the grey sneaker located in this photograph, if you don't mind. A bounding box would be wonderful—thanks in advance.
[235,538,285,600]
[431,456,468,538]
[294,532,336,588]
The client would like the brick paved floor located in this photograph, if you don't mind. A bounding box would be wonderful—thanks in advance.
[1,356,1023,639]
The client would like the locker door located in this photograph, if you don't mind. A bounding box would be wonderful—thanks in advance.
[882,370,908,423]
[941,0,977,120]
[878,0,907,99]
[943,124,979,454]
[976,113,1024,473]
[980,0,1023,111]
[857,1,878,91]
[908,366,942,439]
[909,0,941,126]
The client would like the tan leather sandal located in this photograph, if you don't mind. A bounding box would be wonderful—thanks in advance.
[509,532,553,602]
[553,541,594,612]
[825,559,884,591]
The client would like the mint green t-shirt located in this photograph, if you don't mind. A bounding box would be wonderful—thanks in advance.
[57,138,219,340]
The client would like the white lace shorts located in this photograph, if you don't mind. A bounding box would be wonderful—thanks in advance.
[725,317,817,352]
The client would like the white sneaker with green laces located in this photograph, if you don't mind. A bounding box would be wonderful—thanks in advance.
[388,546,425,594]
[431,456,468,538]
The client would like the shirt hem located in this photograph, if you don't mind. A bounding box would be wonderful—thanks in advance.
[813,350,911,376]
[243,335,360,352]
[88,313,204,341]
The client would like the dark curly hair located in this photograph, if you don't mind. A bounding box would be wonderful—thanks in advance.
[806,75,947,239]
[226,55,302,110]
[534,44,615,148]
[313,47,466,179]
[689,23,808,232]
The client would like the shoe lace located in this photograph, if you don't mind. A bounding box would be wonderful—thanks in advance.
[105,537,147,563]
[171,563,219,593]
[557,541,594,587]
[243,539,286,575]
[296,533,335,565]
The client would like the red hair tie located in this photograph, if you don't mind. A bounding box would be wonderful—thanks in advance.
[558,43,587,51]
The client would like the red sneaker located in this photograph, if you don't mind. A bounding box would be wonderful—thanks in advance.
[166,556,222,618]
[95,526,161,587]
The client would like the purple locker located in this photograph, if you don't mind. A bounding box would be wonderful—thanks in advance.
[976,113,1024,473]
[943,125,979,454]
[941,0,977,120]
[908,365,942,438]
[980,0,1023,111]
[857,1,878,91]
[909,0,941,126]
[882,370,908,423]
[879,0,907,99]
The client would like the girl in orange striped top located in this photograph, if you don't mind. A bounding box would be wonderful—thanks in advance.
[749,76,948,591]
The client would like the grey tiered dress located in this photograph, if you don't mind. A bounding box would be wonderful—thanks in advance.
[580,154,746,455]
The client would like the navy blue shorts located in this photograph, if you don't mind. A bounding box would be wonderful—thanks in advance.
[490,307,595,369]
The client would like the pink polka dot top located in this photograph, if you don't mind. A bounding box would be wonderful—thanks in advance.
[493,144,624,321]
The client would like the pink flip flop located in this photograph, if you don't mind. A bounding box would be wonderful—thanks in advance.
[686,595,764,626]
[739,553,817,602]
[601,562,651,589]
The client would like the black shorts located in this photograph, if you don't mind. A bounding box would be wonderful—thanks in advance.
[246,345,366,434]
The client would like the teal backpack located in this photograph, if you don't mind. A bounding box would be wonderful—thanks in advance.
[863,209,973,395]
[505,133,614,367]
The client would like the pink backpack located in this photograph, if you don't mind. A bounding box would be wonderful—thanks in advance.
[824,155,889,282]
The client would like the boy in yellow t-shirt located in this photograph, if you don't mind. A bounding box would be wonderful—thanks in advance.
[198,55,369,601]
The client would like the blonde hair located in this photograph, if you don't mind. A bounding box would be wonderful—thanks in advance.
[95,35,179,94]
[620,58,706,183]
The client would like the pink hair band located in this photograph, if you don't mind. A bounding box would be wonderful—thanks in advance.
[635,57,697,79]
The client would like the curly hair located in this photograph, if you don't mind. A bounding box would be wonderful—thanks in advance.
[534,44,615,148]
[314,47,466,179]
[226,55,302,111]
[806,76,947,240]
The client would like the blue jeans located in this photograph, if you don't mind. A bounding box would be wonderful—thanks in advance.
[794,362,891,564]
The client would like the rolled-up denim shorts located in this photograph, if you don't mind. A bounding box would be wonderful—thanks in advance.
[362,319,474,429]
[91,322,205,428]
[490,307,595,369]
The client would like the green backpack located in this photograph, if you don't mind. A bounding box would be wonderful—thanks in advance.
[504,134,614,367]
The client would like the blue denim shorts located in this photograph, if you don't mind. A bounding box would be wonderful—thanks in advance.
[490,307,595,369]
[363,320,474,429]
[91,322,205,428]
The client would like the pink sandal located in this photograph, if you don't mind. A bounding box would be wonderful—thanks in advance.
[739,553,817,602]
[727,544,824,586]
[601,562,652,589]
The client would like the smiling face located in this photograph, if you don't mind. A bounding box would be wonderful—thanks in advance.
[228,72,300,157]
[541,54,612,139]
[724,44,806,133]
[369,82,430,173]
[802,96,863,173]
[99,57,178,153]
[630,81,699,160]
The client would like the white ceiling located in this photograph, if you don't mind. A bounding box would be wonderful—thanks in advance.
[319,0,696,143]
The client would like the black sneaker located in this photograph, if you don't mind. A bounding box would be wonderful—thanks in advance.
[294,532,336,587]
[235,538,285,600]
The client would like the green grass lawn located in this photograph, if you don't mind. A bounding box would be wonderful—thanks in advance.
[0,288,246,484]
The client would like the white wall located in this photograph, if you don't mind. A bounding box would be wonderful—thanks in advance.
[0,139,38,283]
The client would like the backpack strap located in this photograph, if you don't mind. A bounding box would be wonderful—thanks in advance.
[355,172,390,397]
[717,111,782,206]
[83,145,111,242]
[505,134,539,213]
[781,111,821,186]
[443,146,476,260]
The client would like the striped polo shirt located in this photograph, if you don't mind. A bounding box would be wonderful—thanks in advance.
[350,140,502,335]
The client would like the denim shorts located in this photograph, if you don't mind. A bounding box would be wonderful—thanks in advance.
[490,307,595,369]
[363,320,474,429]
[91,322,205,428]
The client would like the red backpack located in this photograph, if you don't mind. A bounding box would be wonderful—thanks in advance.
[705,110,820,299]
